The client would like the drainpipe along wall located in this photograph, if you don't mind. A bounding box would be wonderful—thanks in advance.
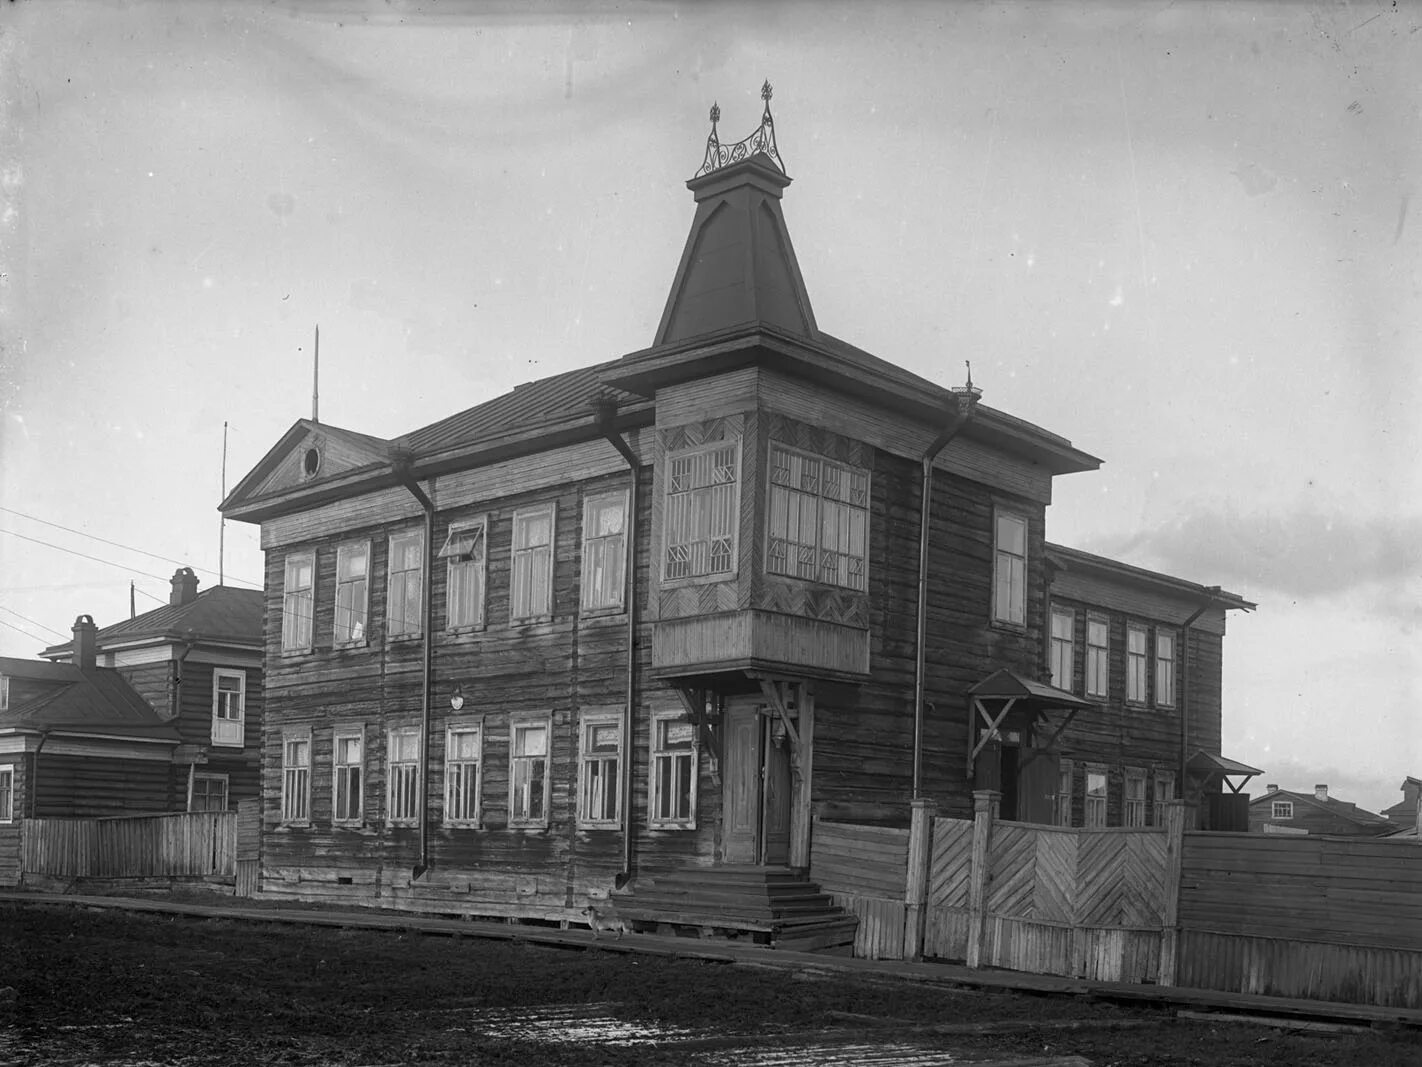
[394,458,436,880]
[912,400,978,800]
[597,404,639,887]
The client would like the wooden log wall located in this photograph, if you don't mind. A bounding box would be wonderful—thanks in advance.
[0,825,22,886]
[809,818,910,959]
[177,660,263,809]
[32,753,171,819]
[1176,831,1422,1008]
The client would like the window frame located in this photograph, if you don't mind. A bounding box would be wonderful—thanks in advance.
[510,504,557,622]
[281,550,315,653]
[386,530,425,640]
[280,728,312,826]
[1123,767,1147,828]
[580,491,629,614]
[1085,615,1110,699]
[576,710,623,829]
[764,441,871,592]
[648,710,699,830]
[0,674,9,712]
[0,765,15,822]
[1151,770,1176,827]
[1272,800,1294,820]
[991,510,1029,628]
[331,723,365,827]
[442,516,489,633]
[334,540,371,646]
[1125,623,1149,704]
[508,715,553,829]
[1083,764,1108,828]
[1049,606,1075,692]
[386,725,422,826]
[444,720,483,828]
[1053,759,1074,827]
[210,668,246,748]
[1155,629,1177,708]
[662,437,742,584]
[189,771,229,813]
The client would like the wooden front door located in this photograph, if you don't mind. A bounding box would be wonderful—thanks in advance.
[722,701,762,863]
[761,717,792,865]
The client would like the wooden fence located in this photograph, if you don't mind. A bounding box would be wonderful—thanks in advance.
[810,817,910,959]
[17,812,237,880]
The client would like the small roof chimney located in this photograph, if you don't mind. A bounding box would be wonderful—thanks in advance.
[170,567,200,606]
[72,614,98,672]
[1265,783,1278,794]
[1314,784,1329,801]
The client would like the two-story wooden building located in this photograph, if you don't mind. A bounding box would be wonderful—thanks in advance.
[221,92,1255,928]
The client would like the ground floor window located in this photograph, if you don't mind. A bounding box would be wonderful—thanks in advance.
[387,727,421,825]
[509,718,550,828]
[577,712,622,828]
[445,722,482,826]
[1053,760,1074,827]
[1151,770,1176,827]
[281,731,311,824]
[1123,767,1146,828]
[649,713,697,828]
[189,773,229,812]
[333,726,364,825]
[1083,765,1108,828]
[0,765,12,821]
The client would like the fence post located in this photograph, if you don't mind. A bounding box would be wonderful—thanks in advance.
[1157,799,1190,987]
[966,789,1000,969]
[903,797,938,961]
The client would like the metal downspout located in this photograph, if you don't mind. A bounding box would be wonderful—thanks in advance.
[596,400,639,888]
[393,455,436,881]
[912,385,980,799]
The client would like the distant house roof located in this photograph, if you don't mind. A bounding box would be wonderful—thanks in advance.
[0,658,181,744]
[1249,787,1394,831]
[42,585,263,658]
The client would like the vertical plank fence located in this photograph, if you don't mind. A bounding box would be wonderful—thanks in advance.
[809,817,910,959]
[18,812,236,881]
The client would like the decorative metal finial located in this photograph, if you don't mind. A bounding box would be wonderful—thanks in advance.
[951,359,983,411]
[965,361,973,390]
[693,83,786,178]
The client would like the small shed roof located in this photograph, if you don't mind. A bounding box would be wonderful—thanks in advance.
[968,668,1096,711]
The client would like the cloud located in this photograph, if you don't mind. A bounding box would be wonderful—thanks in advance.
[1085,505,1422,610]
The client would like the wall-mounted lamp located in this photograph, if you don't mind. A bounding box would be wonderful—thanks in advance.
[450,684,464,711]
[771,717,788,749]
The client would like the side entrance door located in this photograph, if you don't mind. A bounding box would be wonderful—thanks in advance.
[721,697,795,864]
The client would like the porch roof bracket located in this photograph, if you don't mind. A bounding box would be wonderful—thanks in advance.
[757,678,801,751]
[671,685,721,781]
[967,696,1018,772]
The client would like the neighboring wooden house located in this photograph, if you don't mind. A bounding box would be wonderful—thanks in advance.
[1042,545,1258,831]
[0,615,182,820]
[41,568,264,812]
[219,94,1255,927]
[1249,783,1395,836]
[1380,776,1421,833]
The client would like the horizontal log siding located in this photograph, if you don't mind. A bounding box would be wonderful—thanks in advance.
[810,819,911,960]
[32,753,172,819]
[178,662,262,809]
[114,660,174,720]
[259,463,718,914]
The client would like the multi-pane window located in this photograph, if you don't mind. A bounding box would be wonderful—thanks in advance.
[387,726,421,824]
[664,440,739,580]
[1272,801,1294,820]
[334,542,369,644]
[1086,617,1110,698]
[1155,630,1176,707]
[509,720,550,827]
[766,444,869,590]
[1126,625,1148,703]
[992,513,1028,626]
[281,731,311,824]
[211,669,245,747]
[1152,771,1176,827]
[511,505,555,620]
[441,520,487,630]
[577,714,622,828]
[190,773,228,813]
[1050,608,1075,691]
[282,551,315,651]
[581,493,628,612]
[1084,767,1108,828]
[445,723,482,826]
[1054,760,1074,827]
[0,675,9,711]
[650,713,698,828]
[0,766,12,821]
[387,532,424,638]
[332,727,364,825]
[1124,768,1147,828]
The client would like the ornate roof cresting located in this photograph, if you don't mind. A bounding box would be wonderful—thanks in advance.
[694,80,785,178]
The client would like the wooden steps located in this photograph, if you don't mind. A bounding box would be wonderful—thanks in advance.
[613,865,858,954]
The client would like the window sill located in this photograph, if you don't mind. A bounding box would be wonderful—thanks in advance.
[332,820,366,830]
[332,639,370,651]
[443,819,482,830]
[209,739,245,749]
[445,624,488,638]
[578,605,626,623]
[576,820,621,831]
[280,648,313,659]
[660,571,735,588]
[507,821,550,831]
[386,634,424,645]
[278,820,311,829]
[648,820,697,831]
[989,618,1029,634]
[509,613,554,627]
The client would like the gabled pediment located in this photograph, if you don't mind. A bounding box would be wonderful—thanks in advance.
[221,419,392,518]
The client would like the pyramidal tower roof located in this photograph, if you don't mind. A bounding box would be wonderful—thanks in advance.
[653,82,817,346]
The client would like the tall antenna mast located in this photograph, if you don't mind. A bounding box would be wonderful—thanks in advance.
[220,420,228,586]
[312,324,320,423]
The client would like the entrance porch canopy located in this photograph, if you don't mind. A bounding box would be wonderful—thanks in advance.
[1187,749,1264,794]
[966,668,1097,774]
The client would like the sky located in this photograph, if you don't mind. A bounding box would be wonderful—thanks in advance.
[1,0,1418,815]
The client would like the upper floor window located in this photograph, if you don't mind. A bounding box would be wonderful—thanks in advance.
[1272,800,1294,820]
[1049,607,1075,691]
[281,551,314,652]
[581,493,628,612]
[387,726,421,825]
[334,542,369,645]
[509,717,551,828]
[387,531,424,639]
[992,512,1027,626]
[280,729,311,824]
[511,505,555,621]
[445,722,483,826]
[332,725,364,825]
[1086,617,1109,698]
[441,519,487,631]
[210,669,245,748]
[1155,630,1176,707]
[664,440,739,581]
[650,712,698,828]
[577,712,622,828]
[1126,624,1148,703]
[766,444,869,591]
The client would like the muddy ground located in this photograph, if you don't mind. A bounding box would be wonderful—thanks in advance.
[2,902,1417,1066]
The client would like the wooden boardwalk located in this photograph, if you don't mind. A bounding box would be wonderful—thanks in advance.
[3,889,1419,1030]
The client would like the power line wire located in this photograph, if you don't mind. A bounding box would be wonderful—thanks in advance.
[0,605,68,640]
[0,617,47,643]
[0,527,260,589]
[0,506,261,587]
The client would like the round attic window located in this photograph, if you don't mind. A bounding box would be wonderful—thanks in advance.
[302,446,322,478]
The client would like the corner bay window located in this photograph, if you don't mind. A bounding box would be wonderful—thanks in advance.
[767,444,868,590]
[664,441,738,580]
[509,720,550,827]
[992,513,1027,626]
[650,713,697,827]
[282,551,314,651]
[577,715,622,827]
[387,532,424,638]
[334,542,369,644]
[387,726,421,824]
